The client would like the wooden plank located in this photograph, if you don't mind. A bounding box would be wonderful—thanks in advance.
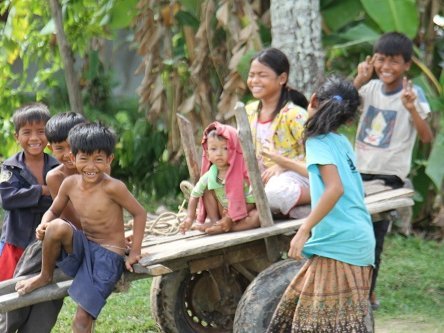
[0,269,70,296]
[141,230,204,248]
[139,219,306,266]
[364,188,414,205]
[0,280,71,313]
[176,113,201,184]
[233,101,280,262]
[367,198,414,215]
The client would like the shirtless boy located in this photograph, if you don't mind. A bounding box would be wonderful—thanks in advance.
[3,112,86,333]
[46,112,86,228]
[15,122,147,333]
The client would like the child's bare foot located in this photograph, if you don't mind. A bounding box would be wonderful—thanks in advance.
[15,274,52,296]
[205,224,225,234]
[206,216,232,234]
[191,221,215,232]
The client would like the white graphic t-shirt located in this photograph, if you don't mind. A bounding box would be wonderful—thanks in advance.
[355,80,430,180]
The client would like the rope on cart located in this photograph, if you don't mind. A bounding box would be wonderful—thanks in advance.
[125,180,195,238]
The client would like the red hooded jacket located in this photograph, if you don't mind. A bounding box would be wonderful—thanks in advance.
[197,122,250,223]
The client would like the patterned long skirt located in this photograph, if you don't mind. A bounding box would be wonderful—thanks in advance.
[266,256,372,333]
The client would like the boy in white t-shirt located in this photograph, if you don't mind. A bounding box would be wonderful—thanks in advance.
[353,32,433,309]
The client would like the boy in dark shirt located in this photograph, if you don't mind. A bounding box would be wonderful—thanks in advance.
[0,103,58,281]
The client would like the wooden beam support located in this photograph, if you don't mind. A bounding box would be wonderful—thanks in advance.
[0,269,70,296]
[176,113,201,184]
[0,280,71,313]
[233,101,281,262]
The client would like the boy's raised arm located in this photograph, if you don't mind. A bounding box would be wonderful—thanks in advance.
[354,55,374,89]
[36,178,71,240]
[401,77,434,143]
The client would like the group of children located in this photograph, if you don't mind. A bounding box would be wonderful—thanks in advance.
[0,30,433,332]
[180,32,433,332]
[0,107,147,332]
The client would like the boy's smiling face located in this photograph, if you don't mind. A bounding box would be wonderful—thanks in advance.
[15,121,48,158]
[373,53,411,92]
[71,150,113,184]
[48,141,75,170]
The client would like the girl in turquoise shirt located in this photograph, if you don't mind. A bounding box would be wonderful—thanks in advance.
[267,76,375,333]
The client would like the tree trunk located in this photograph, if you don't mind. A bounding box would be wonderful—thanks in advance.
[270,0,324,97]
[48,0,84,114]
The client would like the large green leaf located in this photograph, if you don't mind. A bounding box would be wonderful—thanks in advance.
[322,0,363,32]
[339,23,379,42]
[360,0,418,38]
[108,0,138,30]
[426,132,444,190]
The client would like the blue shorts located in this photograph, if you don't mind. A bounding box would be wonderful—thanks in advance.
[57,229,124,319]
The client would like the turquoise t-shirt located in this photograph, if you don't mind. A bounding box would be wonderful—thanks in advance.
[303,133,375,267]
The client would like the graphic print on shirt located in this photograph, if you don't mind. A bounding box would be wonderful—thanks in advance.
[357,105,397,148]
[346,153,357,173]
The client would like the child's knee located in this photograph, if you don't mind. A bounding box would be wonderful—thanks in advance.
[73,307,93,331]
[46,220,71,240]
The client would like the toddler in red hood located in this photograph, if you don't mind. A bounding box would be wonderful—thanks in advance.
[179,121,260,234]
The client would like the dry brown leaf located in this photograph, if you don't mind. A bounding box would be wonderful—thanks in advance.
[216,1,229,27]
[178,94,196,114]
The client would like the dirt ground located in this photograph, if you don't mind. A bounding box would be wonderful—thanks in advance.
[375,318,443,333]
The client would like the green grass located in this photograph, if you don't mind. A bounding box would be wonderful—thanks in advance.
[374,235,444,330]
[53,279,159,333]
[53,235,444,332]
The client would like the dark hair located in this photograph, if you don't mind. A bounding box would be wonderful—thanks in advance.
[251,48,308,119]
[373,32,413,62]
[206,129,226,142]
[12,103,51,132]
[68,122,116,156]
[304,76,360,142]
[45,112,86,143]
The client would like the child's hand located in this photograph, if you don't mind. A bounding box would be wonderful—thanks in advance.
[355,55,374,87]
[401,77,417,112]
[288,226,310,261]
[125,252,141,272]
[41,185,50,196]
[179,217,194,234]
[261,164,283,184]
[35,222,49,240]
[261,144,279,163]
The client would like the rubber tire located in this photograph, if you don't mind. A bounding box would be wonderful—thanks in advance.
[150,268,247,333]
[233,259,304,333]
[233,259,375,333]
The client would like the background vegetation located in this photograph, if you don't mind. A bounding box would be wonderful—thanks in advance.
[1,0,442,231]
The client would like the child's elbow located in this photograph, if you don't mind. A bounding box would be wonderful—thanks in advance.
[420,132,434,144]
[336,185,344,198]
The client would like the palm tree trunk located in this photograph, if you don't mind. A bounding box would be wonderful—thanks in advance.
[270,0,324,97]
[48,0,84,114]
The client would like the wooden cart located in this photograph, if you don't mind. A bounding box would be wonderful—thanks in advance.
[0,104,415,333]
